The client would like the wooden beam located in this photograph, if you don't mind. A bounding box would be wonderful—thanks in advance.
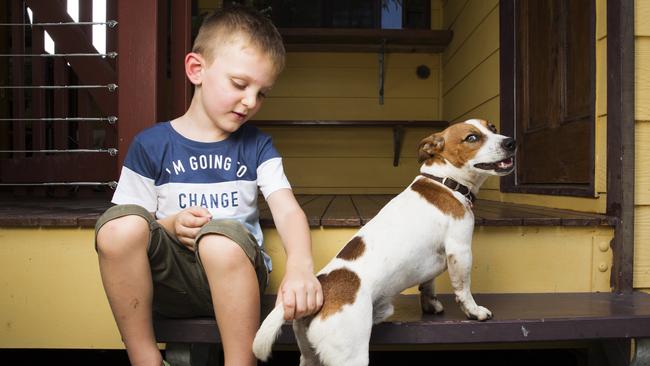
[279,28,453,53]
[117,0,159,168]
[607,0,635,293]
[170,0,192,119]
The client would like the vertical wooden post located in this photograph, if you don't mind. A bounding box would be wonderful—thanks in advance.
[170,0,192,119]
[117,0,159,168]
[607,0,635,293]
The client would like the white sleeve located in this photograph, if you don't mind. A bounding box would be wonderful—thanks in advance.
[111,166,158,212]
[257,157,291,199]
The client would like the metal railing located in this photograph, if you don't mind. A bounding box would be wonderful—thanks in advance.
[0,1,119,190]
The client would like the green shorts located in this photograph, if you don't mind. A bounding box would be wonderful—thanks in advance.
[95,204,269,318]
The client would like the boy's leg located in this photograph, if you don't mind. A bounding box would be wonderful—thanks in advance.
[199,235,260,366]
[96,207,162,366]
[196,221,268,366]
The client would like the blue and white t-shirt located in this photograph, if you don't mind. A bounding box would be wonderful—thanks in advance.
[112,122,291,270]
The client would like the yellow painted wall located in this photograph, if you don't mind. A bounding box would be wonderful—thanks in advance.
[267,226,613,296]
[257,47,444,194]
[441,0,609,213]
[0,228,121,349]
[259,54,443,194]
[0,225,612,348]
[634,0,650,288]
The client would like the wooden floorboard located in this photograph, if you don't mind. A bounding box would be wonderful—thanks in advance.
[0,195,614,228]
[321,195,361,226]
[351,195,388,225]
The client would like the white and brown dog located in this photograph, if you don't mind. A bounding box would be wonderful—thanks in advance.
[253,119,516,366]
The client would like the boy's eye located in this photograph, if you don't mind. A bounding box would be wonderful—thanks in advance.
[465,134,480,143]
[257,91,267,99]
[231,80,246,89]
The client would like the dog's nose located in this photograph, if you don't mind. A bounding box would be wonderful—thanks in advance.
[501,138,516,152]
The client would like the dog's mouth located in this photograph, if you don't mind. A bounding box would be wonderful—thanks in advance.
[474,156,515,173]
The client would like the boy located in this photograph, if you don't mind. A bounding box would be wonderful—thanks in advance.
[95,5,323,366]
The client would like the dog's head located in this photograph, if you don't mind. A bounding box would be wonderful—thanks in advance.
[418,119,516,177]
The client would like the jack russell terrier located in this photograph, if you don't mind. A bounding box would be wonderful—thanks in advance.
[253,119,516,366]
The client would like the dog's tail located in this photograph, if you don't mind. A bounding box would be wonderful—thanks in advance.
[252,305,286,361]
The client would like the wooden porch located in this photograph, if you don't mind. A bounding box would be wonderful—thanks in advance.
[0,195,616,229]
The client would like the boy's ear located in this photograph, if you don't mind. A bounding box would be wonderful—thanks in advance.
[185,52,204,86]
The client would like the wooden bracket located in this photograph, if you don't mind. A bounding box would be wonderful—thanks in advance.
[392,125,405,166]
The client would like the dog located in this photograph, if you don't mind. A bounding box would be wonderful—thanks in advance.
[253,119,516,366]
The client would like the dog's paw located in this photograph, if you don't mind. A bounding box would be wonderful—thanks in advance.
[466,305,492,321]
[420,295,444,314]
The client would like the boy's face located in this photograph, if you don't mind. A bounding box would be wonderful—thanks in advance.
[196,37,277,133]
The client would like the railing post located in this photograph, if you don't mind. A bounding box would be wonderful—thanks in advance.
[117,0,159,168]
[170,0,193,119]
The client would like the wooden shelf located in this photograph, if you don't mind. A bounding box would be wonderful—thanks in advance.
[252,120,449,166]
[280,28,453,53]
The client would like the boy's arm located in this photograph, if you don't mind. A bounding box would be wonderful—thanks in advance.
[266,188,323,320]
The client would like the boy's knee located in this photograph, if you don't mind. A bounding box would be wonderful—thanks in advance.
[96,215,150,257]
[198,235,251,270]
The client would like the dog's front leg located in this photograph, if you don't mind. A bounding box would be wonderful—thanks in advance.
[446,240,492,321]
[418,279,444,314]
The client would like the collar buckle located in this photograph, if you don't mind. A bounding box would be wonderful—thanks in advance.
[442,177,459,190]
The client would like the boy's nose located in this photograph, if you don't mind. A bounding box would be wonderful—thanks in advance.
[242,93,257,109]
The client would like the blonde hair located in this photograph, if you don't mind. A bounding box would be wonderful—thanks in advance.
[192,5,285,73]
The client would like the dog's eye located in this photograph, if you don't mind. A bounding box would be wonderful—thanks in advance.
[465,134,480,143]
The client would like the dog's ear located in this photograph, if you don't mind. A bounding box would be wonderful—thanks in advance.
[418,134,445,163]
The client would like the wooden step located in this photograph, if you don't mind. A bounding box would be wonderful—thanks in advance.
[154,292,650,345]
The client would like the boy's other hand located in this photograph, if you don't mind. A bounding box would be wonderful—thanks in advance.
[174,207,212,250]
[277,265,323,320]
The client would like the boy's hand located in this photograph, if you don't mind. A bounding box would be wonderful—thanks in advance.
[174,207,212,250]
[277,264,323,320]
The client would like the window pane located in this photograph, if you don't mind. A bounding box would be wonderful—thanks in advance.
[221,1,430,29]
[329,0,376,28]
[403,0,430,29]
